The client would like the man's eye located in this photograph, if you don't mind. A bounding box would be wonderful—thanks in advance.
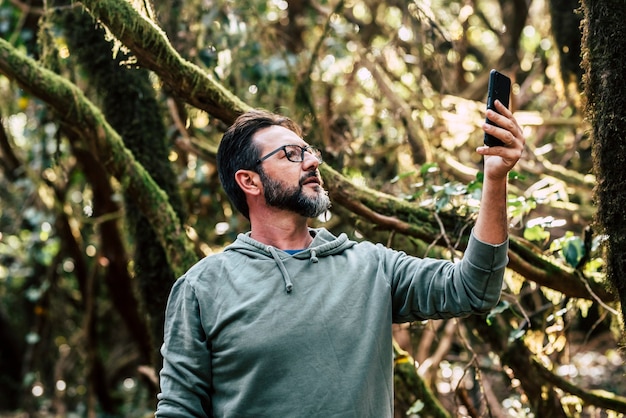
[284,148,298,159]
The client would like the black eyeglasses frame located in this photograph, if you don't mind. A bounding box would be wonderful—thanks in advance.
[255,144,323,165]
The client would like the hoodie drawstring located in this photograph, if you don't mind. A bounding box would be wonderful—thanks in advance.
[310,249,318,263]
[267,246,294,293]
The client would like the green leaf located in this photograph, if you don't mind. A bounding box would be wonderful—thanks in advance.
[390,171,416,184]
[443,182,467,196]
[508,170,525,180]
[508,327,526,342]
[523,225,550,242]
[419,162,439,176]
[406,400,425,414]
[562,236,584,267]
[435,194,449,212]
[486,300,511,325]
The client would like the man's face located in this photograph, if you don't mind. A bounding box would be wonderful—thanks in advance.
[258,167,331,218]
[252,125,331,218]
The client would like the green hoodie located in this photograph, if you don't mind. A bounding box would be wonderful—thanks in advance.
[156,228,507,417]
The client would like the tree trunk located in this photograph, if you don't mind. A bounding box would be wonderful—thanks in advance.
[58,7,188,371]
[581,0,626,332]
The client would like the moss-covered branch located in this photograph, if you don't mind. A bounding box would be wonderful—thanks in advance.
[79,0,249,123]
[0,37,196,278]
[508,236,614,301]
[2,1,614,305]
[530,357,626,413]
[393,341,450,418]
[323,164,615,302]
[77,0,617,304]
[472,307,626,414]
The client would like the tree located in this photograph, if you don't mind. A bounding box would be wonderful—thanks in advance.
[581,0,626,335]
[0,0,623,416]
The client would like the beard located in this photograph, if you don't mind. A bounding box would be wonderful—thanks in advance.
[259,169,331,218]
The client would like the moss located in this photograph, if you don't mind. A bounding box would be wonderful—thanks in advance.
[59,5,191,364]
[81,0,250,122]
[581,0,626,330]
[0,31,196,266]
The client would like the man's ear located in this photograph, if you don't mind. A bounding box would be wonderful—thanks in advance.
[235,169,262,196]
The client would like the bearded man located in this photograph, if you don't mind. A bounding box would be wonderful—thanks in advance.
[156,106,524,417]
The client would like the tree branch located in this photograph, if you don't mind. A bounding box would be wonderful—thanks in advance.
[530,357,626,413]
[0,37,197,277]
[2,2,615,303]
[79,0,249,123]
[323,163,616,302]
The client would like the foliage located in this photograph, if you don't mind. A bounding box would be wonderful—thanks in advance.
[0,0,623,416]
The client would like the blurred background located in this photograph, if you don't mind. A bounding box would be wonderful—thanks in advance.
[0,0,623,417]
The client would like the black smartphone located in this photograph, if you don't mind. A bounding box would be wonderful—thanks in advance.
[484,69,511,147]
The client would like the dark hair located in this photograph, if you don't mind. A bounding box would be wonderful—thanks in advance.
[217,109,303,219]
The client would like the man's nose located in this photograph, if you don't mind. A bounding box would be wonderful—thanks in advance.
[302,150,320,169]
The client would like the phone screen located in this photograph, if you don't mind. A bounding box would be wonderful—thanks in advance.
[484,70,511,147]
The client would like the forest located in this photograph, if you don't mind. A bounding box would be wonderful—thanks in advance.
[0,0,625,417]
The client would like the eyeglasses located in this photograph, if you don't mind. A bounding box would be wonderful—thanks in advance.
[256,144,323,165]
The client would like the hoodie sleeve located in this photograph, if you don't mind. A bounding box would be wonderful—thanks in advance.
[389,230,508,322]
[156,277,212,417]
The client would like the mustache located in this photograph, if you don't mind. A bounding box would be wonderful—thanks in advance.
[299,171,322,186]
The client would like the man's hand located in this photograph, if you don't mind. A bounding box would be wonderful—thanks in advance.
[476,100,525,180]
[473,99,524,244]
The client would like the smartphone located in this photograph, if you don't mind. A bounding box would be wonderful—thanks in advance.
[484,69,511,147]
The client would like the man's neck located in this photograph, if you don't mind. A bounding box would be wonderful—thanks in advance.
[249,211,313,250]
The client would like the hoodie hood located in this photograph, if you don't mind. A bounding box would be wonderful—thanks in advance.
[223,228,355,293]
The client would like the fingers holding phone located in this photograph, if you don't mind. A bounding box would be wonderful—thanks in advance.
[484,101,520,145]
[478,70,525,176]
[484,69,511,147]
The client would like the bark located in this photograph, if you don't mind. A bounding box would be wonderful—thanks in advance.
[502,340,569,417]
[60,6,184,370]
[581,0,626,331]
[361,53,433,164]
[507,237,613,302]
[79,0,249,123]
[282,0,309,53]
[393,341,450,418]
[469,312,626,415]
[0,112,21,180]
[529,357,626,412]
[72,148,153,369]
[498,0,529,69]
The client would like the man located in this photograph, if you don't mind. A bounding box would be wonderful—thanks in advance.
[156,102,524,417]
